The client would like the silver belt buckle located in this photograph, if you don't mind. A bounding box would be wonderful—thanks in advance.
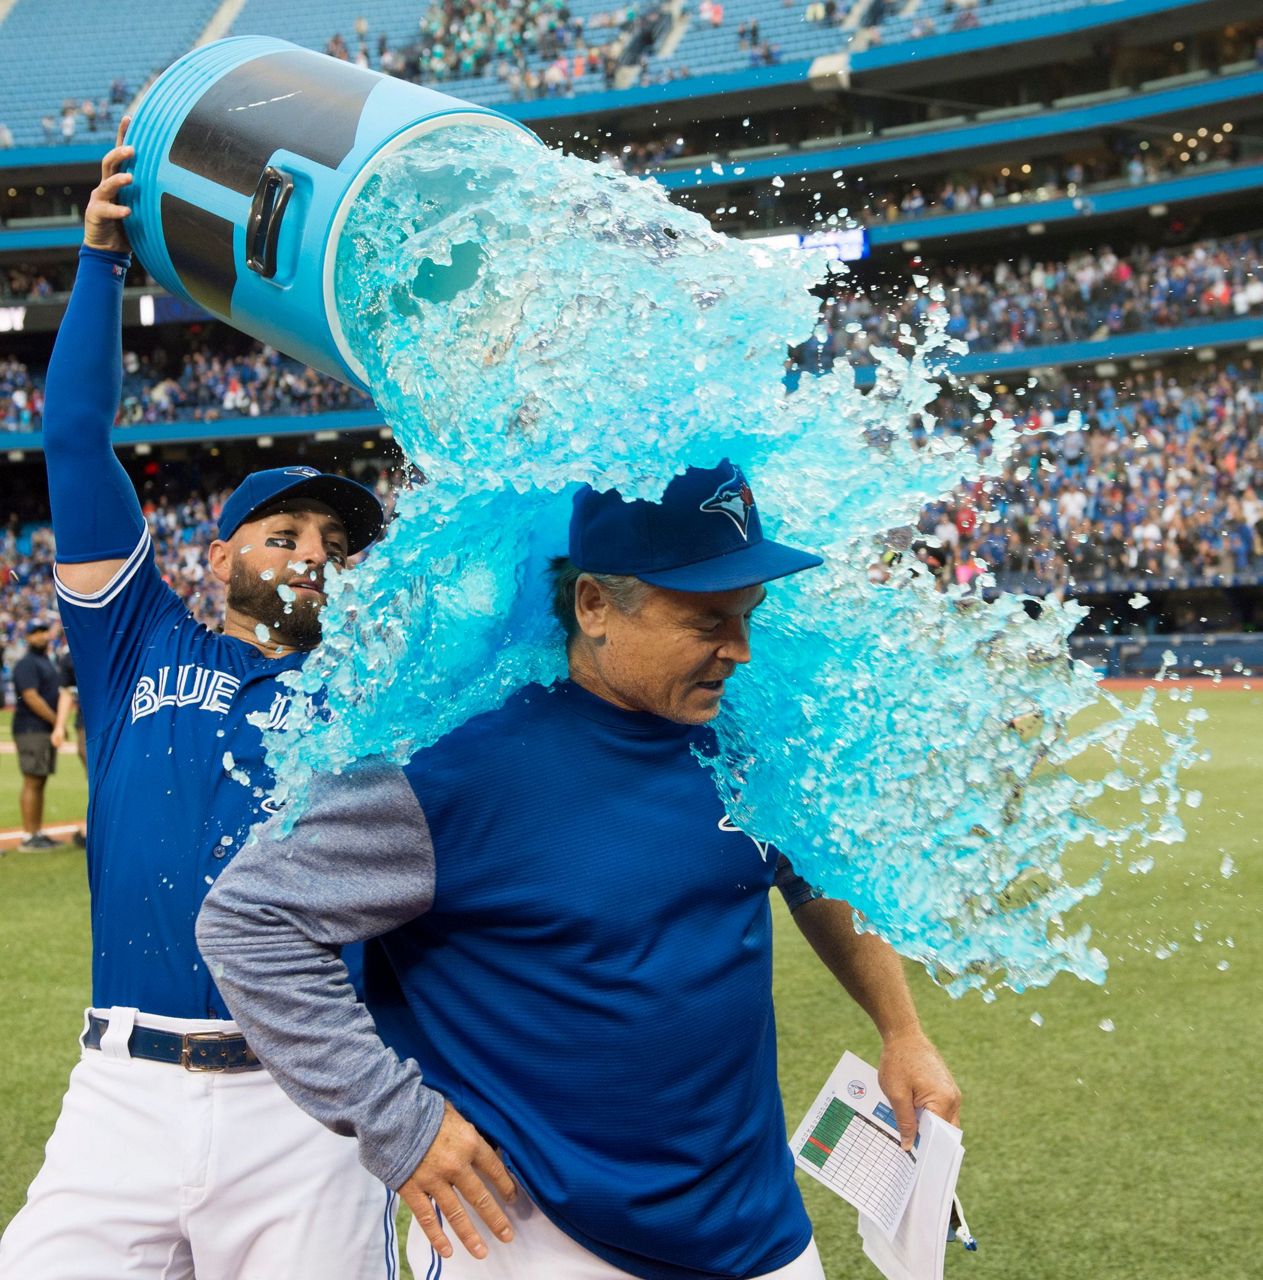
[180,1029,255,1073]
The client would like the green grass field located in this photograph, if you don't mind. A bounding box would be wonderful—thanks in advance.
[0,728,87,833]
[1,692,1260,1277]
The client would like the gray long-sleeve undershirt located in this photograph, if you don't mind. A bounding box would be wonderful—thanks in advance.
[196,761,445,1190]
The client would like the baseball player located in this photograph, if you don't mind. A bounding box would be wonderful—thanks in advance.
[0,121,398,1279]
[198,461,962,1280]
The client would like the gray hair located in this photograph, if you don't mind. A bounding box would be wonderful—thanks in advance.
[548,556,649,645]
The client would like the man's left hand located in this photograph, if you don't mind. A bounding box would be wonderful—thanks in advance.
[877,1028,961,1150]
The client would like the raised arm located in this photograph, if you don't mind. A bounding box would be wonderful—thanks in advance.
[787,892,961,1149]
[46,117,146,597]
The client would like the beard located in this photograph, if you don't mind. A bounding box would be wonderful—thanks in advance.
[228,561,324,650]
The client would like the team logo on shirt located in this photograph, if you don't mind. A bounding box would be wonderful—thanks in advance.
[718,814,771,861]
[248,692,294,733]
[700,466,756,540]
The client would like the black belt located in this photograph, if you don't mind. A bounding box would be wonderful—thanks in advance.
[83,1015,261,1073]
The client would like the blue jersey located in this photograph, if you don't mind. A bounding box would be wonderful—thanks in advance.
[202,679,816,1280]
[380,682,813,1277]
[56,530,305,1017]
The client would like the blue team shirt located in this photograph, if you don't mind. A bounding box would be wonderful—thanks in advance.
[369,680,814,1280]
[56,529,306,1018]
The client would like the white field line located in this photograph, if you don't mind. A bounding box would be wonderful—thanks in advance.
[0,821,84,848]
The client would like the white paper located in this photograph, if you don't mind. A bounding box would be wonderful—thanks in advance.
[789,1051,921,1240]
[859,1111,963,1280]
[791,1050,966,1280]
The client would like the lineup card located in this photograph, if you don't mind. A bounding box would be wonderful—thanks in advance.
[790,1052,920,1239]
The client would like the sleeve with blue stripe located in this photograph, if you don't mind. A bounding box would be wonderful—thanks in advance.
[48,247,183,736]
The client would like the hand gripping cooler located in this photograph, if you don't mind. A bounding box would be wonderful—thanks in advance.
[121,36,539,392]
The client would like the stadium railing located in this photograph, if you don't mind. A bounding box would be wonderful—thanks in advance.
[650,67,1263,196]
[944,317,1263,379]
[1,409,387,455]
[861,162,1263,250]
[1068,631,1263,677]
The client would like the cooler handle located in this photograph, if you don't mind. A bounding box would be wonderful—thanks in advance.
[246,166,294,279]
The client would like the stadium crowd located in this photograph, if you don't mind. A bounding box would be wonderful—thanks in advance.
[0,357,42,431]
[4,232,1259,433]
[114,345,372,424]
[842,138,1244,228]
[906,359,1263,596]
[2,262,71,301]
[324,3,634,99]
[2,341,372,433]
[833,231,1263,360]
[37,86,124,146]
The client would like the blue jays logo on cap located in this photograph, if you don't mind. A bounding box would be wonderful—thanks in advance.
[217,466,385,555]
[569,460,822,593]
[699,466,756,541]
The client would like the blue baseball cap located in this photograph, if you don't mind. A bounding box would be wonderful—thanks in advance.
[217,466,384,555]
[570,461,823,592]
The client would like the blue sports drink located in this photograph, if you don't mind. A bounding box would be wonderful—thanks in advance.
[260,123,1199,997]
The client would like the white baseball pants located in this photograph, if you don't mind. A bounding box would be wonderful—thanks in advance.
[0,1008,399,1280]
[406,1183,826,1280]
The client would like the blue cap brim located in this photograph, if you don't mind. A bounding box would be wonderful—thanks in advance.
[636,538,823,592]
[225,475,384,554]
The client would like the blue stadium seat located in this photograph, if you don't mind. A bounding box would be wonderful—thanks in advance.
[0,0,1108,128]
[0,0,221,147]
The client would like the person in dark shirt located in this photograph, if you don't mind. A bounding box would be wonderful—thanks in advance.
[12,619,61,850]
[51,648,87,848]
[200,461,963,1280]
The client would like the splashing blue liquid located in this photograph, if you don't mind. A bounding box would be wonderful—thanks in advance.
[265,126,1198,996]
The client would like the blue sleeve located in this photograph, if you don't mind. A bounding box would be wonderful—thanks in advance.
[55,539,184,741]
[775,852,822,912]
[43,246,146,564]
[48,250,185,737]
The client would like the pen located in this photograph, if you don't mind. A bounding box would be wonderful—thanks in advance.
[949,1194,978,1251]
